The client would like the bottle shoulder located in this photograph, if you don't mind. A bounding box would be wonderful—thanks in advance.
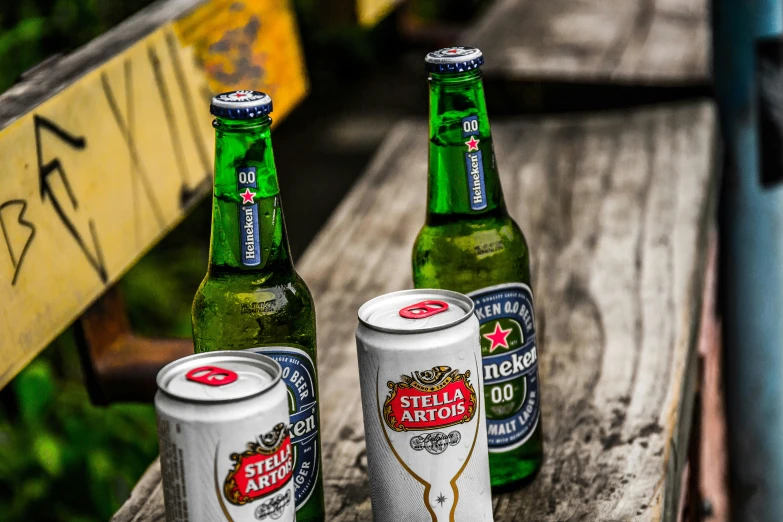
[195,270,313,302]
[412,213,532,293]
[414,213,529,251]
[193,270,315,326]
[192,270,317,352]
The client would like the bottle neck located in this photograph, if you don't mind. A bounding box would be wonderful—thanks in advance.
[427,69,505,221]
[208,116,294,275]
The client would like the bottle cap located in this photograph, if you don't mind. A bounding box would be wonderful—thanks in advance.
[210,90,273,120]
[425,47,484,74]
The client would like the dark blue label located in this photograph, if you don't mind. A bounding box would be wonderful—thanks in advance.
[461,115,479,137]
[237,166,261,267]
[469,283,540,452]
[461,115,486,211]
[465,150,487,211]
[246,347,320,510]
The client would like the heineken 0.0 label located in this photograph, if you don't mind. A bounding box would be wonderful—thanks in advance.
[470,283,540,451]
[247,346,320,507]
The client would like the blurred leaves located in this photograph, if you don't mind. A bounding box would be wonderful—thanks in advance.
[121,202,211,338]
[33,433,64,477]
[0,334,159,522]
[15,358,55,424]
[0,0,154,92]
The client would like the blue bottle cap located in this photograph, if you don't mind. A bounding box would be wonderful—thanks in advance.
[210,90,273,120]
[425,47,484,74]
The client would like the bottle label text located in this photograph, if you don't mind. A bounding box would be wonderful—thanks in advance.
[237,166,261,266]
[462,115,487,211]
[469,283,540,452]
[248,346,321,510]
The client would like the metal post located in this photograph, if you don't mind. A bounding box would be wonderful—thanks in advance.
[714,0,783,520]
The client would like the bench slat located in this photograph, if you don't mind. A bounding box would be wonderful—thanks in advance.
[112,101,716,521]
[465,0,710,85]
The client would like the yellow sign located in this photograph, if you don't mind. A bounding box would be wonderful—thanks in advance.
[176,0,308,123]
[356,0,404,27]
[0,0,308,389]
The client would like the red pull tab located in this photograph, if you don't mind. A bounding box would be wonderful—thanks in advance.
[399,300,450,319]
[186,366,238,387]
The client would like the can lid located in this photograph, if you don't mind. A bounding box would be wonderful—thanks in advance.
[358,289,474,333]
[425,47,484,74]
[156,351,281,403]
[210,90,273,120]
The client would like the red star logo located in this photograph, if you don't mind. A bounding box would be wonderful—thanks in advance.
[235,93,246,98]
[447,49,460,54]
[465,136,480,152]
[240,188,256,204]
[483,322,512,352]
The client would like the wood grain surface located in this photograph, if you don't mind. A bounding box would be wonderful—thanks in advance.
[464,0,710,85]
[0,0,308,389]
[111,101,717,521]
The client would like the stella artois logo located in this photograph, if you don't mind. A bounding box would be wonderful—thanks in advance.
[223,423,293,506]
[383,366,477,432]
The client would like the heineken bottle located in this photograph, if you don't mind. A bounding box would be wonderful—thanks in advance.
[192,90,324,521]
[412,48,544,487]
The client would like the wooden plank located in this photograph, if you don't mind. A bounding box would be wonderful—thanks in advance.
[697,234,729,522]
[464,0,710,85]
[0,0,308,389]
[111,101,717,521]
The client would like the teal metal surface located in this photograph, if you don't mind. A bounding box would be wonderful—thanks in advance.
[714,1,783,520]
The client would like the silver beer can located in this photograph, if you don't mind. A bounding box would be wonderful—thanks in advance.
[155,351,295,522]
[355,289,494,522]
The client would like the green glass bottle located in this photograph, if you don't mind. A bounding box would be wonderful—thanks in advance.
[192,91,324,521]
[412,48,544,487]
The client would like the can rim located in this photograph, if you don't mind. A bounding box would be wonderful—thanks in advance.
[357,288,475,334]
[156,350,283,403]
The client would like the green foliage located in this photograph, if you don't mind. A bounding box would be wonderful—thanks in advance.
[0,333,159,522]
[121,201,211,338]
[0,0,154,92]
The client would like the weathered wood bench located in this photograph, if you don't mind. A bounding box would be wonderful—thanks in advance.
[465,0,710,85]
[113,100,717,521]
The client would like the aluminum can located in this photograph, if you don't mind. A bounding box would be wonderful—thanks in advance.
[155,351,295,522]
[355,289,493,522]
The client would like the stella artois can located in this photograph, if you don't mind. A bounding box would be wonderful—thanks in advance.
[355,289,494,522]
[155,351,295,522]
